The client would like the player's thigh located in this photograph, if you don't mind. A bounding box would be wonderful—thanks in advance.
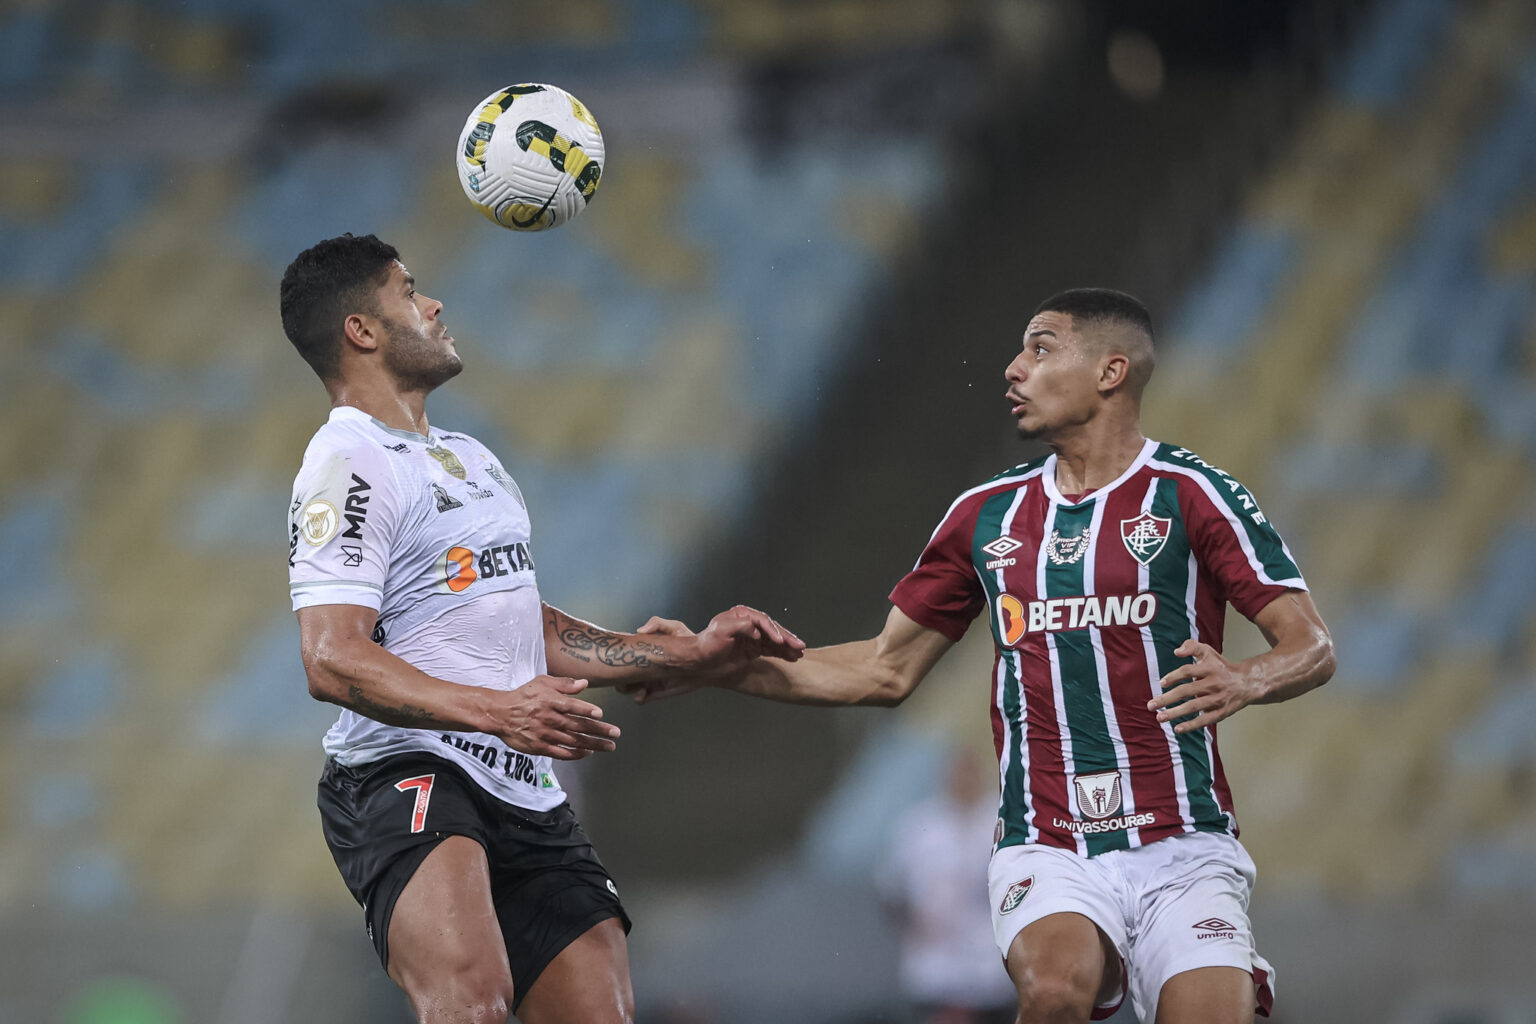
[1005,912,1121,1016]
[513,916,633,1024]
[1154,966,1254,1024]
[387,835,516,1018]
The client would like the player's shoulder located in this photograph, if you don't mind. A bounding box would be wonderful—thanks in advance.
[295,411,409,488]
[1147,441,1246,485]
[992,452,1052,482]
[933,457,1050,525]
[1145,441,1268,517]
[433,428,495,460]
[962,455,1050,499]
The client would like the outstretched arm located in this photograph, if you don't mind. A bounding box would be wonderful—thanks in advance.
[1148,589,1335,733]
[543,602,804,687]
[631,605,955,708]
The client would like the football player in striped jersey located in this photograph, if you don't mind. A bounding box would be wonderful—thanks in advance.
[633,289,1334,1024]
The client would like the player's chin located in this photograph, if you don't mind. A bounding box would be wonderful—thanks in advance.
[1015,418,1045,441]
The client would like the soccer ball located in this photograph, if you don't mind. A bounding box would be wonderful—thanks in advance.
[455,83,604,231]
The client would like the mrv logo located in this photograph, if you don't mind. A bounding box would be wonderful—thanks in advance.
[995,592,1158,645]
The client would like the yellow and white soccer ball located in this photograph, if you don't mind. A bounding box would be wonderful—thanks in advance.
[455,83,604,231]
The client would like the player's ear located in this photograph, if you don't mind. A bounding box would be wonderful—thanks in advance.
[342,313,381,354]
[1098,352,1130,393]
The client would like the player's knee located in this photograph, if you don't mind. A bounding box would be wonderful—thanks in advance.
[409,968,515,1024]
[1013,962,1100,1023]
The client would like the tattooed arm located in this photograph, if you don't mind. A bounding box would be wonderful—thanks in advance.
[543,603,805,686]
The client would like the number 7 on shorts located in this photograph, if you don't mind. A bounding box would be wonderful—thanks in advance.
[394,775,436,834]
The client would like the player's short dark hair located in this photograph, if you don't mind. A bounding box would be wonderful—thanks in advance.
[280,233,400,380]
[1033,288,1155,344]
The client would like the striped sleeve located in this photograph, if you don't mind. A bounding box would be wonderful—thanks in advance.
[888,493,987,644]
[1175,468,1306,621]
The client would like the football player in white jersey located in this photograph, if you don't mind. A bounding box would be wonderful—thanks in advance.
[279,233,803,1024]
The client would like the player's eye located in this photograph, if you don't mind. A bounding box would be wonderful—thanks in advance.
[1035,344,1047,356]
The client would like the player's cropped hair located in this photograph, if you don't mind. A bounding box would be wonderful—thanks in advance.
[1034,288,1155,344]
[280,233,401,380]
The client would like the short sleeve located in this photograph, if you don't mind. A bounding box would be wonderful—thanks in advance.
[889,497,986,644]
[1181,474,1307,621]
[288,443,402,612]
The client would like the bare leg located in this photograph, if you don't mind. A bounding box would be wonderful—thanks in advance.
[1005,912,1121,1024]
[1154,966,1254,1024]
[386,836,517,1024]
[514,917,634,1024]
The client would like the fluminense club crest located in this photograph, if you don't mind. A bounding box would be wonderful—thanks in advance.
[999,876,1033,914]
[1120,511,1171,565]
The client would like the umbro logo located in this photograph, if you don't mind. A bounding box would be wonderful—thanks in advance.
[983,536,1023,570]
[1192,917,1236,939]
[981,536,1023,558]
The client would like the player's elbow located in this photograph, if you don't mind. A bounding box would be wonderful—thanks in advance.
[300,640,350,705]
[864,668,919,708]
[1313,631,1337,687]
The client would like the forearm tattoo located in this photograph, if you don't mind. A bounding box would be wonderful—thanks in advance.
[347,685,438,727]
[546,607,667,670]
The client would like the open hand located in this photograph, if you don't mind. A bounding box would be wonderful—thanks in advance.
[1147,639,1260,734]
[492,675,620,759]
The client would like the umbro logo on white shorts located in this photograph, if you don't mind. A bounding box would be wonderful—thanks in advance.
[1192,917,1236,939]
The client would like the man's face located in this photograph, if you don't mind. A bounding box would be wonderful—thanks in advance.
[375,261,461,390]
[1003,311,1104,440]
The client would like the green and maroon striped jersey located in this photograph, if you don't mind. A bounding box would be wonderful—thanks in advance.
[889,440,1306,857]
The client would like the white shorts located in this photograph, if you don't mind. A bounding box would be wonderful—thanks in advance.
[987,831,1275,1021]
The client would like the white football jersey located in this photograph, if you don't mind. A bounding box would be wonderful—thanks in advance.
[288,405,566,811]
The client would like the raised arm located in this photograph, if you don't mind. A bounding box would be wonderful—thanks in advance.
[542,602,805,687]
[1148,589,1335,733]
[299,603,620,760]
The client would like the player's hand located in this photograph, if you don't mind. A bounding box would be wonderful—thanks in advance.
[1147,640,1261,734]
[620,608,804,704]
[690,604,806,671]
[493,675,620,760]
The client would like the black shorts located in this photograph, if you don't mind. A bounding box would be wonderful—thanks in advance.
[317,752,630,1008]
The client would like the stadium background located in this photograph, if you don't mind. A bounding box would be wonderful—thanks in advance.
[2,0,1534,1020]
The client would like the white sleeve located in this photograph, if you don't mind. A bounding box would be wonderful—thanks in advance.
[287,441,402,612]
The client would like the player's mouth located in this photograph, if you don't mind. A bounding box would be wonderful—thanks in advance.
[1007,391,1028,416]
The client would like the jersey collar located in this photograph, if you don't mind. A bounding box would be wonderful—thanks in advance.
[329,404,435,444]
[1041,437,1157,507]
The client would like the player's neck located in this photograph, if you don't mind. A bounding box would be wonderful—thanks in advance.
[327,380,433,438]
[1047,418,1146,495]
